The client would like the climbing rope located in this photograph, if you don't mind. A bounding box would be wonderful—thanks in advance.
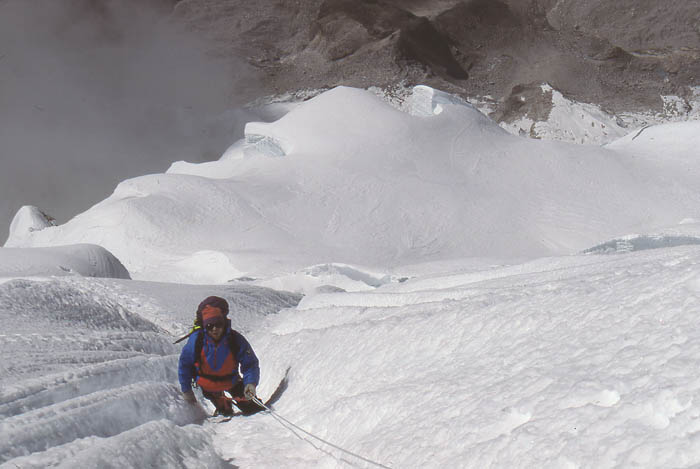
[251,397,393,469]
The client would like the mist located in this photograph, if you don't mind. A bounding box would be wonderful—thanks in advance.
[0,0,265,243]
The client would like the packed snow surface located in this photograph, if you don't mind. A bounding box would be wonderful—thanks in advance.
[233,246,700,468]
[3,247,700,467]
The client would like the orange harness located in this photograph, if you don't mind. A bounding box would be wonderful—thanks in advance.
[196,340,239,392]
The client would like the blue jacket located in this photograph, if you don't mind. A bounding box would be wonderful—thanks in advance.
[178,324,260,393]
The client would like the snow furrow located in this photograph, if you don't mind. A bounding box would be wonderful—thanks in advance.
[0,382,202,463]
[0,355,177,418]
[0,419,228,469]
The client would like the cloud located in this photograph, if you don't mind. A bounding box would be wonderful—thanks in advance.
[0,0,263,242]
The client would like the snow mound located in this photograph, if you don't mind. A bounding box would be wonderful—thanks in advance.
[0,244,130,280]
[13,86,700,283]
[171,250,243,284]
[0,279,161,334]
[407,84,480,117]
[6,205,56,244]
[251,262,397,295]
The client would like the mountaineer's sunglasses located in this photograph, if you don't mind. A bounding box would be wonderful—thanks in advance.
[206,322,224,331]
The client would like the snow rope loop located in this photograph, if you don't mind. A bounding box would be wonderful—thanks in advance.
[251,397,392,469]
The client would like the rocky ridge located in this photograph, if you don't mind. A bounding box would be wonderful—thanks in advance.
[171,0,699,125]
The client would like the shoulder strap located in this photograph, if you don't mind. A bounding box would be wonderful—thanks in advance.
[227,330,241,356]
[194,330,205,363]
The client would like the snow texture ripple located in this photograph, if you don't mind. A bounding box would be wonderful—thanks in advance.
[0,277,299,467]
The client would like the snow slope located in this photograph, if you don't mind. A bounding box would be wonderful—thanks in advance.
[5,245,700,467]
[0,277,300,467]
[8,86,700,283]
[606,120,700,184]
[220,245,700,468]
[0,246,700,469]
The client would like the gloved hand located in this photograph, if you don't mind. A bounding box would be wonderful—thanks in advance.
[244,383,257,400]
[183,390,197,404]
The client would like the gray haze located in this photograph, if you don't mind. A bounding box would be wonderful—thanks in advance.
[0,0,264,242]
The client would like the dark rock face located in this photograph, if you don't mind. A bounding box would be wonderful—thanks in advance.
[310,0,469,79]
[397,15,470,80]
[493,83,554,127]
[168,0,699,115]
[10,0,700,115]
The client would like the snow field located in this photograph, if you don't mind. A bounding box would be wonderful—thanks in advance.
[217,246,700,468]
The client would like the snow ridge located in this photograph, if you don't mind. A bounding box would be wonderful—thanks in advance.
[13,86,700,283]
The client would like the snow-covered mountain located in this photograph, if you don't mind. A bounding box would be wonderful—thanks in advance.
[7,86,700,285]
[2,84,700,468]
[4,0,698,242]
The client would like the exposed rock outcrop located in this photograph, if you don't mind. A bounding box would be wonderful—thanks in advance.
[170,0,699,117]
